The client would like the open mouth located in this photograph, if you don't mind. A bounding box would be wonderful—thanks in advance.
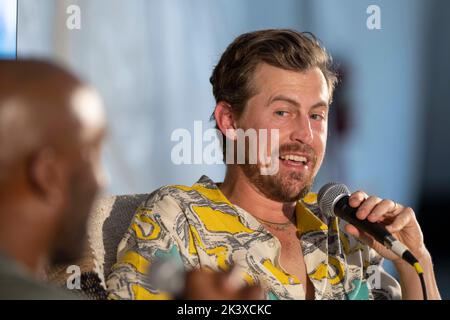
[279,154,309,167]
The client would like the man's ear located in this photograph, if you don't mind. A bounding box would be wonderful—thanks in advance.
[26,148,65,205]
[214,101,238,140]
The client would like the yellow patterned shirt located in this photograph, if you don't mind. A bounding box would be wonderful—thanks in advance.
[106,175,401,300]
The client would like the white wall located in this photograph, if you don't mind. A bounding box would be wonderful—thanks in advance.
[310,0,427,207]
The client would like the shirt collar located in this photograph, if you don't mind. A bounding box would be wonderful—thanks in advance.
[193,175,330,235]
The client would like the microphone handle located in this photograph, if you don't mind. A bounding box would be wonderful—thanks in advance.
[333,192,427,299]
[334,195,419,266]
[334,195,392,244]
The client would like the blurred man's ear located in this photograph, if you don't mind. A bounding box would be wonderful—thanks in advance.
[214,101,238,140]
[26,148,65,206]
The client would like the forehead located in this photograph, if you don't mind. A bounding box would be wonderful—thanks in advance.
[251,63,330,103]
[70,86,106,143]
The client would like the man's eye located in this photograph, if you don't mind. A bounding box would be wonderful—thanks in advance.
[275,111,288,117]
[311,114,325,121]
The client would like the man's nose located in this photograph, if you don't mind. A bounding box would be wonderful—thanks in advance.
[290,113,313,145]
[94,164,109,192]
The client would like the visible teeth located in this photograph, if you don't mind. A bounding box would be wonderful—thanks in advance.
[280,154,307,163]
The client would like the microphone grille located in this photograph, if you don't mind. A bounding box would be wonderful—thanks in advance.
[146,257,185,297]
[317,182,350,218]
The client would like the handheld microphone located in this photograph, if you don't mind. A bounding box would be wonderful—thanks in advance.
[146,252,250,299]
[146,256,186,299]
[317,182,428,300]
[317,182,418,266]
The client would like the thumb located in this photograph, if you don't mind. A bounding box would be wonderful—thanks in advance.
[344,223,375,247]
[237,284,265,300]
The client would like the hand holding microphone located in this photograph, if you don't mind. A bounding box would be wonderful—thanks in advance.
[318,182,430,299]
[147,253,263,300]
[183,268,263,300]
[318,183,428,265]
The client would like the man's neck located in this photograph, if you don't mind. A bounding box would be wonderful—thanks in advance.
[219,166,296,224]
[0,236,49,278]
[0,205,50,278]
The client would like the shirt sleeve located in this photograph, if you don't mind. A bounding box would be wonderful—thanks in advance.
[106,190,195,300]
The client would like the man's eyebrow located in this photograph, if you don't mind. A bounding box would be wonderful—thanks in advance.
[267,94,329,109]
[267,95,300,107]
[310,101,329,110]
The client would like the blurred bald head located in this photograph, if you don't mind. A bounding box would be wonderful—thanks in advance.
[0,60,105,182]
[0,60,106,270]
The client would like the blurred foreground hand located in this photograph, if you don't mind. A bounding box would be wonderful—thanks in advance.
[182,269,264,300]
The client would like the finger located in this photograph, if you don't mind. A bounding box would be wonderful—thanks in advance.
[238,285,264,300]
[366,199,398,222]
[355,196,382,220]
[222,266,244,292]
[385,208,414,233]
[344,224,375,247]
[344,223,360,238]
[185,269,209,284]
[220,271,263,300]
[348,190,369,208]
[184,270,216,300]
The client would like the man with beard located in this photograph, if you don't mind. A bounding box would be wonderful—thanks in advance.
[0,60,107,299]
[107,29,440,300]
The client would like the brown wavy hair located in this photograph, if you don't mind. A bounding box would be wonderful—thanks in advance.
[210,28,337,121]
